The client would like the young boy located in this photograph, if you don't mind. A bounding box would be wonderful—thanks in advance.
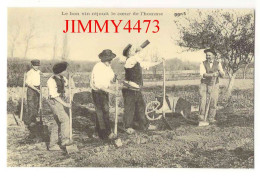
[47,61,72,151]
[24,59,41,141]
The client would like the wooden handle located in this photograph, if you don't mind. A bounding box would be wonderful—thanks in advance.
[114,79,119,135]
[162,60,166,117]
[39,73,43,124]
[20,73,26,121]
[69,73,73,140]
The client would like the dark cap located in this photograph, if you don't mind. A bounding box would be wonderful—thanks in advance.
[123,44,132,57]
[53,62,68,74]
[204,49,217,56]
[99,49,116,62]
[31,59,40,66]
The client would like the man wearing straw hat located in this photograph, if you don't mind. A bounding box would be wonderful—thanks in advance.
[90,49,118,140]
[122,43,162,134]
[198,49,225,124]
[24,59,42,141]
[47,61,72,151]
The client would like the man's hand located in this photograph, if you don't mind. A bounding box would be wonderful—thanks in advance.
[63,103,71,108]
[203,72,218,78]
[212,72,219,77]
[36,89,41,94]
[54,97,71,108]
[113,74,118,82]
[28,84,41,93]
[136,46,142,53]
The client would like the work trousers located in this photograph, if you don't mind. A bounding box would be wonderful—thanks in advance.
[122,88,148,130]
[199,83,219,120]
[24,87,40,137]
[47,98,70,147]
[25,87,40,125]
[92,90,112,139]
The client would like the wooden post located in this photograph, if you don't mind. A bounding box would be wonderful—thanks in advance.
[114,79,119,135]
[69,73,72,140]
[162,59,166,119]
[20,73,26,121]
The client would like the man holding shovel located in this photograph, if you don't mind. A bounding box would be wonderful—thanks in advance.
[90,49,118,141]
[47,62,72,151]
[198,49,225,125]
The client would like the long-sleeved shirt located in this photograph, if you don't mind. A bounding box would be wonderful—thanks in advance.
[199,60,225,78]
[47,75,68,98]
[90,62,115,91]
[26,68,41,87]
[124,53,160,70]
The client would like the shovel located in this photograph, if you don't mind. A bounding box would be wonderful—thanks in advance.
[65,73,78,154]
[113,79,122,147]
[198,76,217,127]
[20,73,26,122]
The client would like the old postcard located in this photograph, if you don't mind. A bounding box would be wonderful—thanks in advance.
[7,8,254,168]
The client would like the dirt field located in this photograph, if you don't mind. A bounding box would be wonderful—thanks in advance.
[7,80,254,168]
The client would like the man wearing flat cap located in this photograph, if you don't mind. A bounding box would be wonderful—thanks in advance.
[47,61,72,150]
[90,49,118,140]
[122,43,162,134]
[199,49,225,124]
[24,59,42,141]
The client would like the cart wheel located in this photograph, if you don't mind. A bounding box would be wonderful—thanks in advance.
[145,100,162,121]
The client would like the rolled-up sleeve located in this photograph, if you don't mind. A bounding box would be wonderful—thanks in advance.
[124,57,137,69]
[47,78,60,98]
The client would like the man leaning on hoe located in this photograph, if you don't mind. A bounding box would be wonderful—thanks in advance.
[198,48,225,124]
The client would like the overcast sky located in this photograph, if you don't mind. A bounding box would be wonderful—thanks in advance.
[7,8,253,63]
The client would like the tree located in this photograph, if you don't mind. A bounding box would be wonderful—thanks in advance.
[150,47,160,78]
[8,23,20,59]
[61,34,70,60]
[174,9,255,97]
[52,34,58,60]
[23,18,36,59]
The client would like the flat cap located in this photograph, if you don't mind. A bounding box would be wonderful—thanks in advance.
[31,59,40,66]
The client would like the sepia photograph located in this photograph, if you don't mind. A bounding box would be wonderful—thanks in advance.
[6,7,255,168]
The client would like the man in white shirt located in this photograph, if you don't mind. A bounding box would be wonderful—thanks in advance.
[47,62,72,151]
[24,59,42,140]
[90,49,117,140]
[199,49,225,124]
[122,44,162,134]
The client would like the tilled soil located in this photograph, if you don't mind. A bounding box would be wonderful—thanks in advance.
[7,106,254,168]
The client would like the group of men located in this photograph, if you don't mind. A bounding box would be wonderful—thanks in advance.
[23,42,225,151]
